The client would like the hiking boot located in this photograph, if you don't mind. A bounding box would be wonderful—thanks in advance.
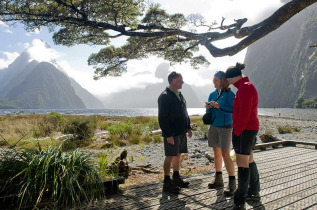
[208,172,224,189]
[246,194,261,201]
[163,179,181,194]
[224,178,236,196]
[232,203,246,210]
[173,175,189,188]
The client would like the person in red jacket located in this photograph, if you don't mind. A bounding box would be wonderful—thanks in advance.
[225,63,260,210]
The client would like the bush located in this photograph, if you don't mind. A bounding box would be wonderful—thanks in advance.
[148,118,160,130]
[32,112,67,138]
[44,112,66,131]
[129,134,141,144]
[153,135,163,143]
[264,129,274,135]
[61,138,90,150]
[142,134,152,144]
[63,118,97,140]
[98,151,120,179]
[277,125,301,134]
[99,121,113,130]
[32,120,53,138]
[0,146,104,209]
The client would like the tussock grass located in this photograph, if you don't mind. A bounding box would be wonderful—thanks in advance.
[0,114,163,150]
[277,125,301,134]
[0,146,104,209]
[63,117,97,140]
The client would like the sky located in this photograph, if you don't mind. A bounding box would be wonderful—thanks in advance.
[0,0,284,97]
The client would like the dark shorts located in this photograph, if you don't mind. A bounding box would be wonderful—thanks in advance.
[232,130,258,155]
[164,134,188,156]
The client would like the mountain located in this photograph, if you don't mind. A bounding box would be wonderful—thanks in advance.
[69,78,104,109]
[102,63,205,108]
[243,5,317,108]
[0,47,104,109]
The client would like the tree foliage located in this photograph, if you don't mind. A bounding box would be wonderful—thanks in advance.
[0,0,316,78]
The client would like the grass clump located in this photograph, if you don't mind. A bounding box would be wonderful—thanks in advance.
[0,146,104,209]
[32,112,67,138]
[142,134,152,144]
[153,135,163,143]
[264,129,274,135]
[63,117,97,140]
[98,151,120,179]
[277,125,301,134]
[129,134,141,144]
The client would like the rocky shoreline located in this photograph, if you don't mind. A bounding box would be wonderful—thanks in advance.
[104,115,317,187]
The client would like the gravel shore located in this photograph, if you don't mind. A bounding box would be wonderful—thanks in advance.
[105,115,317,186]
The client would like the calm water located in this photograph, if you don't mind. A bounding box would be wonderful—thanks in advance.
[0,108,316,121]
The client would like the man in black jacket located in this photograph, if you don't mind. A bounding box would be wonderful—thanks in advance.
[158,71,192,193]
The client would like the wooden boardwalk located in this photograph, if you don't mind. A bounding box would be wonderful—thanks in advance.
[86,146,317,209]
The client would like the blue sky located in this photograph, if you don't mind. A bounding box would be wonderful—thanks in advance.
[0,0,284,97]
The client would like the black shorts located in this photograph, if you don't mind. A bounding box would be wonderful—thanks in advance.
[232,130,258,155]
[164,134,188,156]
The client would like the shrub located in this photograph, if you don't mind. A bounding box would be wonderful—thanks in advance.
[107,123,125,137]
[153,135,163,143]
[98,151,120,179]
[44,112,66,131]
[63,118,97,140]
[129,134,141,144]
[148,118,160,130]
[32,120,53,138]
[264,129,274,135]
[61,138,90,151]
[32,112,67,138]
[0,146,104,209]
[277,125,301,134]
[99,121,113,130]
[142,134,152,144]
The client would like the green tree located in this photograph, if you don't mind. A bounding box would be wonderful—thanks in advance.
[295,97,304,108]
[1,0,316,78]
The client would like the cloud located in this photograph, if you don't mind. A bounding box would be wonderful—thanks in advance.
[0,51,20,69]
[27,39,62,63]
[4,29,13,34]
[57,57,164,96]
[25,28,41,36]
[23,42,30,49]
[0,21,8,27]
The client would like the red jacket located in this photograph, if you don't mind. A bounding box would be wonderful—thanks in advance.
[232,77,259,136]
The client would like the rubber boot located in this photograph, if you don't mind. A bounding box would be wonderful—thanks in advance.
[234,167,250,206]
[208,172,224,189]
[246,162,261,201]
[224,177,236,196]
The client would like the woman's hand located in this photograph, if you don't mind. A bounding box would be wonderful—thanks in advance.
[205,102,211,109]
[210,101,220,109]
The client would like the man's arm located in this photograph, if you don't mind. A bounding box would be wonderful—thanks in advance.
[158,94,172,138]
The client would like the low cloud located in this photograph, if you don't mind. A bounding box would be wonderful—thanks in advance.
[0,21,8,27]
[26,28,41,36]
[0,51,20,69]
[4,29,13,34]
[27,39,62,63]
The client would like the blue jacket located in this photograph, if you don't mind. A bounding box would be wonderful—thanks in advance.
[206,89,235,127]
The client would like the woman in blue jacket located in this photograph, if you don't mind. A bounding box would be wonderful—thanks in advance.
[206,71,236,196]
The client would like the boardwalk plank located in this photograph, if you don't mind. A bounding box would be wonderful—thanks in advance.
[83,147,317,210]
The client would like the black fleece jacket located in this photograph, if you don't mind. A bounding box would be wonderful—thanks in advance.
[158,88,191,138]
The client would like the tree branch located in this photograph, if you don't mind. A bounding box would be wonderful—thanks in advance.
[203,0,317,57]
